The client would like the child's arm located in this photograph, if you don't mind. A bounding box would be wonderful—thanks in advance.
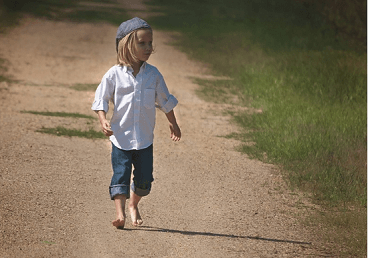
[96,110,113,137]
[165,110,181,142]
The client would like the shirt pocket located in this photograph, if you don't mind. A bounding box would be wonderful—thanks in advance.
[143,89,156,109]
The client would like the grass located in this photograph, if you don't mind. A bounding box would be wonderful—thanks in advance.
[21,110,95,119]
[146,0,367,256]
[37,126,105,139]
[42,240,56,245]
[22,111,104,139]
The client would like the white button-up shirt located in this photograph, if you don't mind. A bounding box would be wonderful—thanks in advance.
[91,63,178,150]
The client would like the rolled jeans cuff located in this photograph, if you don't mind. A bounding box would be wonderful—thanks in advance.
[131,181,151,197]
[109,184,130,200]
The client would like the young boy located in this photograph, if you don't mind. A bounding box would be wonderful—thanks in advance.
[91,17,181,229]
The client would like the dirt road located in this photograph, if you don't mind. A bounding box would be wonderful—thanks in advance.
[0,1,330,257]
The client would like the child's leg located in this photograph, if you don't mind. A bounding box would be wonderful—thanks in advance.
[128,191,143,226]
[112,194,126,229]
[130,144,154,226]
[110,143,133,229]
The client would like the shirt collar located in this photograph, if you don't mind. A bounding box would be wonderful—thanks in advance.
[140,62,147,71]
[124,62,147,75]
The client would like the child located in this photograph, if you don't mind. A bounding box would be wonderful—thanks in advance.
[91,17,181,229]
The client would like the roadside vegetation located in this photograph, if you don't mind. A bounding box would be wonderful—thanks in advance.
[146,0,366,256]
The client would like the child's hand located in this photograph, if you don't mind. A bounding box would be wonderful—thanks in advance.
[97,110,113,137]
[101,120,113,137]
[165,110,181,142]
[169,123,181,142]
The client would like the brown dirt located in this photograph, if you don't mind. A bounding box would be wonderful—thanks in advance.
[0,1,333,257]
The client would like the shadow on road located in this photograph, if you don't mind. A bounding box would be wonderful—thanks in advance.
[124,225,312,245]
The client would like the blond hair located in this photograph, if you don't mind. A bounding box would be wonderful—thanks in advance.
[116,28,153,67]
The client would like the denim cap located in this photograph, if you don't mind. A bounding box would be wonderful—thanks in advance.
[116,17,151,52]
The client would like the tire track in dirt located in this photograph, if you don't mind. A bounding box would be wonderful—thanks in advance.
[0,1,332,257]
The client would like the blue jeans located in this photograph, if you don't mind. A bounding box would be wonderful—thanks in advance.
[109,143,154,200]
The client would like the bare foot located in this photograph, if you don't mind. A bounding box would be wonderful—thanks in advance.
[129,205,143,226]
[112,216,126,230]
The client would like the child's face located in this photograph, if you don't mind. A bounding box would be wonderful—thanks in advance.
[134,29,153,63]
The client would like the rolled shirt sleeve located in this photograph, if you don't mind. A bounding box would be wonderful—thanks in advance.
[155,73,178,113]
[91,70,115,113]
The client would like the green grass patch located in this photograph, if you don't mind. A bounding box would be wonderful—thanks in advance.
[42,240,56,245]
[70,83,98,92]
[22,111,103,139]
[147,0,366,255]
[21,110,94,119]
[37,126,105,139]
